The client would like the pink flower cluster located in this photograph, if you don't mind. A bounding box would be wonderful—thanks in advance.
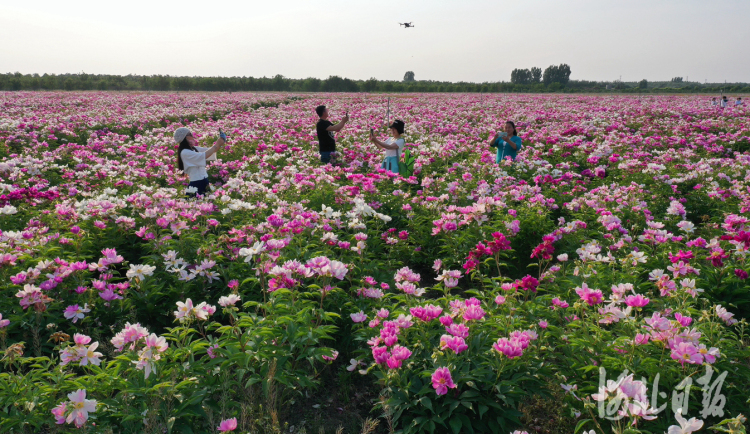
[59,333,103,367]
[368,310,415,369]
[492,329,538,359]
[174,298,216,323]
[463,232,511,271]
[111,322,168,379]
[394,266,423,296]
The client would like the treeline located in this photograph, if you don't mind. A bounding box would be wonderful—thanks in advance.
[510,64,571,85]
[1,72,749,93]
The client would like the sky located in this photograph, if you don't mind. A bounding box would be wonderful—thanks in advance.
[1,0,749,83]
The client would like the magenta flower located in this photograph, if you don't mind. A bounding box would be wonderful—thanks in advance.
[0,313,9,328]
[445,323,469,338]
[634,333,650,345]
[735,269,749,280]
[439,334,468,354]
[51,402,66,425]
[463,304,485,321]
[670,342,703,365]
[492,337,523,358]
[575,283,603,306]
[624,294,650,308]
[218,417,238,432]
[431,367,457,395]
[372,346,389,364]
[674,313,692,327]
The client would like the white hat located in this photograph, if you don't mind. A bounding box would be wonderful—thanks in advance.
[173,127,191,144]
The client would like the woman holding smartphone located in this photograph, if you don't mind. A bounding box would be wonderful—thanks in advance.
[370,120,405,174]
[489,121,522,163]
[174,127,226,196]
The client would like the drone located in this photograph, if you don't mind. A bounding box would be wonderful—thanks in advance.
[399,22,415,28]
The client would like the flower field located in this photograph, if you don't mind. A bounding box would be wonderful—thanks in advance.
[1,91,749,434]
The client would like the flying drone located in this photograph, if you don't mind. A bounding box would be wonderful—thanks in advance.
[399,22,415,28]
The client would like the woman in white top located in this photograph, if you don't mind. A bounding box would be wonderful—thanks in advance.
[174,127,225,197]
[369,120,405,174]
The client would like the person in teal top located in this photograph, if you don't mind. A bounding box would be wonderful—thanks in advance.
[489,121,522,162]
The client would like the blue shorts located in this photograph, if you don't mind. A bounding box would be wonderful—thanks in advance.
[382,156,399,173]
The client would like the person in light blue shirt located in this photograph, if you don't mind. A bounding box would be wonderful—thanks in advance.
[489,121,522,163]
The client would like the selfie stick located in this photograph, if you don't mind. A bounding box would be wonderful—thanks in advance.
[386,97,390,132]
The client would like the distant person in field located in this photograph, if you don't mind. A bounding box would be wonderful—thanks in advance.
[736,97,744,106]
[711,97,719,106]
[489,121,522,163]
[175,127,225,197]
[315,105,349,164]
[370,119,406,173]
[720,96,729,108]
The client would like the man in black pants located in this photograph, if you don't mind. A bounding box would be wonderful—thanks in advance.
[315,105,349,164]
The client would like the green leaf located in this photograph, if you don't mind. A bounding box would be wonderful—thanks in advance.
[449,416,463,434]
[574,419,592,434]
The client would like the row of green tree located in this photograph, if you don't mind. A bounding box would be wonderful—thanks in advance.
[510,64,571,85]
[1,72,748,93]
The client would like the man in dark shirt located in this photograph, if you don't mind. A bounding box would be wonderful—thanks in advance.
[315,105,349,164]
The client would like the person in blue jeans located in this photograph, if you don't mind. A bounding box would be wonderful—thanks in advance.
[489,121,522,163]
[315,105,349,164]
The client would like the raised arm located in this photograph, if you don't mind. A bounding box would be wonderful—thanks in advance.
[203,137,225,159]
[370,134,400,150]
[489,132,500,147]
[326,114,350,132]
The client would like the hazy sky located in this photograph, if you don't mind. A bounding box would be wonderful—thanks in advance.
[2,0,749,83]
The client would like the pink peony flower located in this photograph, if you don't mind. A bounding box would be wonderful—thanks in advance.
[431,367,457,395]
[670,342,703,366]
[65,389,97,428]
[218,417,238,432]
[575,283,603,306]
[624,294,650,308]
[674,313,692,327]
